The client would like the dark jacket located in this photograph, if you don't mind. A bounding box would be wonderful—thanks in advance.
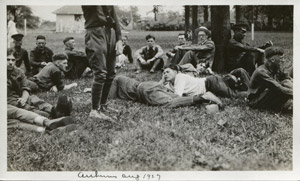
[30,46,54,74]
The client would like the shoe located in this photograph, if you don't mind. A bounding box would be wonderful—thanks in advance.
[49,124,77,134]
[135,70,141,74]
[52,95,73,118]
[45,116,75,131]
[201,92,224,109]
[100,104,119,114]
[89,110,112,121]
[150,69,155,73]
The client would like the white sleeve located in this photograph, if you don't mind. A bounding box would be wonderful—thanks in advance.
[174,74,185,97]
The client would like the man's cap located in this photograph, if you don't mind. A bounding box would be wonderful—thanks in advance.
[63,37,74,44]
[36,35,46,40]
[52,53,68,61]
[11,33,24,41]
[195,26,211,37]
[265,46,284,59]
[232,24,248,32]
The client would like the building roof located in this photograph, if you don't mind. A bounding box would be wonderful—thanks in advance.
[53,6,83,15]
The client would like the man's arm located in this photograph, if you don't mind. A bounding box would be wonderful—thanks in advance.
[30,50,42,67]
[153,45,164,58]
[259,71,293,96]
[229,40,262,53]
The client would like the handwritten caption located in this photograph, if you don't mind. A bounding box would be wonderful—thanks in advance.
[78,171,161,181]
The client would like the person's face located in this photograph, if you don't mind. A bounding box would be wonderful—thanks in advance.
[163,68,177,82]
[198,31,208,43]
[55,59,68,72]
[7,55,16,70]
[178,35,186,45]
[122,37,128,45]
[147,38,155,48]
[66,39,75,49]
[270,54,285,71]
[234,30,246,41]
[13,39,22,48]
[36,39,46,50]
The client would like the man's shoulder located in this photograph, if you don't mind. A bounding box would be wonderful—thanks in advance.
[10,67,25,77]
[45,46,54,53]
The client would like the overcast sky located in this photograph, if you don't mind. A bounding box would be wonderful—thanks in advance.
[29,6,184,21]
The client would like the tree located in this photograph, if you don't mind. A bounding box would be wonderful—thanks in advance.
[115,6,141,24]
[211,6,231,73]
[184,6,190,37]
[191,6,198,44]
[203,6,209,22]
[7,5,40,29]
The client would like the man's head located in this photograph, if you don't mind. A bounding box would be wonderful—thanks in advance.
[63,37,75,50]
[265,47,285,72]
[195,26,210,44]
[12,33,24,48]
[52,53,68,72]
[177,33,186,45]
[36,35,46,50]
[122,35,129,46]
[232,24,248,41]
[163,64,180,83]
[146,34,156,48]
[7,49,16,71]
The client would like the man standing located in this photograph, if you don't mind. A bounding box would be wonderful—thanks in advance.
[134,34,164,73]
[82,6,123,120]
[63,37,90,79]
[30,35,54,75]
[11,33,32,76]
[247,47,293,112]
[226,24,272,75]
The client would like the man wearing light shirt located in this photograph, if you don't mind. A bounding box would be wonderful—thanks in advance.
[134,34,164,73]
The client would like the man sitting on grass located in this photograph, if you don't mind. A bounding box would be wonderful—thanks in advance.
[63,37,91,79]
[165,33,188,67]
[247,47,293,112]
[169,26,215,75]
[30,35,54,75]
[115,35,133,68]
[7,49,72,118]
[29,53,78,92]
[134,34,164,73]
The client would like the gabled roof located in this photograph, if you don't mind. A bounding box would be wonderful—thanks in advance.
[53,6,83,15]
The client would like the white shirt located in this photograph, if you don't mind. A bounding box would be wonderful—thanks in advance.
[173,73,206,97]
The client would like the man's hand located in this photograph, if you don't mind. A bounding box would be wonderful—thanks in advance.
[50,86,58,92]
[174,46,182,50]
[256,48,265,53]
[115,40,123,55]
[139,58,148,65]
[41,62,47,66]
[17,98,27,107]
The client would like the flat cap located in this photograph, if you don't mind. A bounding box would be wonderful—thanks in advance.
[36,35,46,40]
[232,23,248,32]
[63,37,74,44]
[11,33,24,41]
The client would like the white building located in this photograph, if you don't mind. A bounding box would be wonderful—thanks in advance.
[53,6,84,33]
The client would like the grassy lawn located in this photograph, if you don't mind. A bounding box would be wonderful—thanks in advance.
[7,30,293,171]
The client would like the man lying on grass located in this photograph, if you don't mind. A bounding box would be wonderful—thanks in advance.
[7,104,76,133]
[247,46,293,112]
[107,75,223,108]
[29,53,78,92]
[161,64,250,99]
[7,49,72,118]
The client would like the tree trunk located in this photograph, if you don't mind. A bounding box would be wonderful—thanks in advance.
[192,6,198,44]
[211,6,231,73]
[203,6,209,22]
[235,5,244,24]
[185,6,190,37]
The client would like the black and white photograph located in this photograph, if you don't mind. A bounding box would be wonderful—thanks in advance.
[1,0,300,180]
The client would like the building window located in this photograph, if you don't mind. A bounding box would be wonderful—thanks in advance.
[74,14,82,21]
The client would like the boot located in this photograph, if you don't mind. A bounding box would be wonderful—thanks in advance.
[44,116,75,131]
[92,82,104,110]
[51,95,73,118]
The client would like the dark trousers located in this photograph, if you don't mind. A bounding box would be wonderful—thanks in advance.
[248,89,292,111]
[85,26,117,110]
[65,55,89,79]
[134,57,164,71]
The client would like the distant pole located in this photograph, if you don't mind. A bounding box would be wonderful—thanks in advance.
[251,6,254,40]
[24,19,27,35]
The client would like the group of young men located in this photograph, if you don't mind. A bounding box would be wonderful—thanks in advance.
[7,5,293,133]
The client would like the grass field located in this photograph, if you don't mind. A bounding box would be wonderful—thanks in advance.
[7,30,293,171]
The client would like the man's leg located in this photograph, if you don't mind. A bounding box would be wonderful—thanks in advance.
[150,58,164,72]
[230,68,251,90]
[178,50,198,67]
[170,49,187,65]
[239,52,256,76]
[75,56,90,78]
[85,27,111,120]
